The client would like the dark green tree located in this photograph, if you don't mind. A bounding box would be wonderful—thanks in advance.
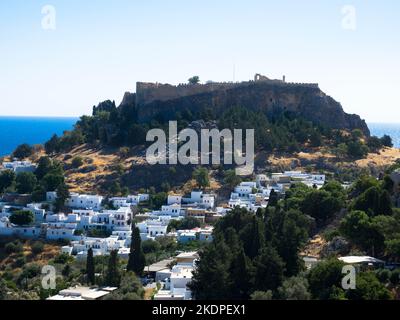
[55,183,70,212]
[13,143,34,159]
[188,76,200,84]
[106,250,120,287]
[16,172,37,194]
[277,276,311,300]
[224,170,242,189]
[254,245,285,292]
[189,238,233,299]
[35,156,53,180]
[307,258,345,300]
[268,189,278,207]
[127,225,146,276]
[301,189,343,226]
[229,246,254,299]
[380,135,393,148]
[346,272,393,300]
[0,170,15,193]
[193,167,210,189]
[9,210,34,226]
[86,248,95,285]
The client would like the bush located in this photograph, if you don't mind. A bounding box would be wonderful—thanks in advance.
[16,172,38,194]
[390,269,400,285]
[13,256,27,268]
[142,240,161,254]
[250,291,273,300]
[21,263,41,279]
[376,269,391,283]
[71,156,84,168]
[9,210,34,226]
[31,241,44,255]
[53,253,72,264]
[13,144,34,159]
[5,241,23,254]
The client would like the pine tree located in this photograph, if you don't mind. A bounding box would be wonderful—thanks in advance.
[55,183,70,212]
[86,248,95,285]
[127,225,146,276]
[106,250,120,287]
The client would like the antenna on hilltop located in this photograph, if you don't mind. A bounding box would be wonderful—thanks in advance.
[233,63,236,82]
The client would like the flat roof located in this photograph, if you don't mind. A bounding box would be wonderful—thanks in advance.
[338,256,385,264]
[48,286,113,300]
[146,258,175,272]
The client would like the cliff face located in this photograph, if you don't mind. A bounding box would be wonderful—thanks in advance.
[136,82,370,136]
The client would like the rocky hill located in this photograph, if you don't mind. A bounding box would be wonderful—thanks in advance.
[134,79,369,136]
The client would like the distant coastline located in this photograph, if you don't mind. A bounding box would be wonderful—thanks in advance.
[369,122,400,149]
[0,116,78,157]
[0,116,398,158]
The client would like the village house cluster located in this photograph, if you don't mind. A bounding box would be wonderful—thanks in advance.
[0,184,219,260]
[1,160,335,300]
[228,171,326,212]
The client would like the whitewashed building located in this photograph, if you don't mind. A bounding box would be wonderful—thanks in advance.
[67,193,103,210]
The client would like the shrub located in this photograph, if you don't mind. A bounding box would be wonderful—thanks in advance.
[390,269,400,285]
[31,241,44,255]
[9,210,34,226]
[53,253,71,264]
[5,241,23,254]
[71,156,84,168]
[13,256,27,268]
[13,144,34,159]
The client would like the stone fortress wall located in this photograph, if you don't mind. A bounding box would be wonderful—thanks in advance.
[136,74,319,106]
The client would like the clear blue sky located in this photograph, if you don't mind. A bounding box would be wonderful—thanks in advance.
[0,0,399,122]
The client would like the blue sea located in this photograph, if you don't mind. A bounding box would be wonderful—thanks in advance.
[369,123,400,149]
[0,117,398,157]
[0,116,78,157]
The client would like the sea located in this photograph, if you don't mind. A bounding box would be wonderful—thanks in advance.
[0,117,399,157]
[368,123,400,149]
[0,116,78,157]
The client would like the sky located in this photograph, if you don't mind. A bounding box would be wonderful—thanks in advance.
[0,0,399,122]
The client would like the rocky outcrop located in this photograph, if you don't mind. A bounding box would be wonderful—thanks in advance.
[119,92,136,107]
[136,81,370,136]
[321,236,351,258]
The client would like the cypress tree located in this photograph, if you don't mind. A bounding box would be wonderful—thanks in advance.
[86,247,95,285]
[106,250,120,287]
[127,225,146,276]
[268,189,278,207]
[229,246,253,299]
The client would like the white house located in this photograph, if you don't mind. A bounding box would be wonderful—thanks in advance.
[160,204,182,217]
[2,161,36,173]
[137,219,168,240]
[154,252,199,301]
[26,203,46,223]
[201,195,214,209]
[67,193,103,210]
[234,185,253,198]
[110,197,129,208]
[167,195,182,205]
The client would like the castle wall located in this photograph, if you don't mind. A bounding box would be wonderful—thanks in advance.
[136,79,319,106]
[136,82,244,106]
